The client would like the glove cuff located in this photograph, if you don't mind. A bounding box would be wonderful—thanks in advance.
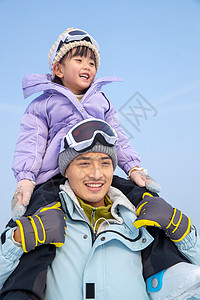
[166,208,191,242]
[16,217,36,253]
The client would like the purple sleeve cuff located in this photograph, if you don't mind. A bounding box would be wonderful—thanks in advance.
[16,171,36,183]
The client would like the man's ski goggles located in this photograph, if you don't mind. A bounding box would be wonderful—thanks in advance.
[56,29,100,54]
[60,119,118,153]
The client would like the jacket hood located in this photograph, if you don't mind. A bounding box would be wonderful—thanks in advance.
[22,73,123,100]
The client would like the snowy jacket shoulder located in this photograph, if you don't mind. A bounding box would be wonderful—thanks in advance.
[12,73,141,184]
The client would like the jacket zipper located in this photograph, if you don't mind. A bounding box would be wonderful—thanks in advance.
[60,193,141,245]
[60,193,97,243]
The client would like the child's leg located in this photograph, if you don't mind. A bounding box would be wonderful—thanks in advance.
[0,174,66,300]
[1,290,39,300]
[141,227,190,279]
[112,175,158,206]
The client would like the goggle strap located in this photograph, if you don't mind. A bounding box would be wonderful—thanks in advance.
[57,40,64,53]
[63,133,115,153]
[75,134,115,153]
[57,36,93,54]
[64,137,70,150]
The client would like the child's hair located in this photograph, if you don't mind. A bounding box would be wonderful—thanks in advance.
[52,45,96,85]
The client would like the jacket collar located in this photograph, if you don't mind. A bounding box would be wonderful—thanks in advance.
[59,180,153,248]
[59,179,137,223]
[22,73,123,100]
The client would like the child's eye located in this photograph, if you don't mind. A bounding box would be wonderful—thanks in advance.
[89,61,95,66]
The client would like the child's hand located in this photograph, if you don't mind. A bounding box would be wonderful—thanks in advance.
[11,180,35,221]
[130,170,146,187]
[130,170,161,194]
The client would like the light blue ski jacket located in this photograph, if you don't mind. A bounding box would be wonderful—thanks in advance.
[1,183,200,299]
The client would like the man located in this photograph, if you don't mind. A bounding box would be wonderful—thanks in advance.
[1,119,200,299]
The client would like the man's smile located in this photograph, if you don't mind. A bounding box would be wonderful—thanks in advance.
[85,182,104,191]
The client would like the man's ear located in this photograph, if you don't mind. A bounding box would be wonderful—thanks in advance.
[53,62,64,78]
[64,169,68,179]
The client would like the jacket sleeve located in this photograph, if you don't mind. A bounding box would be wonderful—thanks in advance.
[0,228,24,290]
[174,226,200,266]
[12,98,49,183]
[104,99,141,174]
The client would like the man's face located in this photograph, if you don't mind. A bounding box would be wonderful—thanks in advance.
[65,152,114,207]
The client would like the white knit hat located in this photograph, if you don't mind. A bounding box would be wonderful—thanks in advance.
[48,28,100,77]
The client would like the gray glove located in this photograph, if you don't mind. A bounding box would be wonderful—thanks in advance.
[16,202,66,252]
[133,196,191,242]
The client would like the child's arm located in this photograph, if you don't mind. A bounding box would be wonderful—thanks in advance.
[104,104,141,172]
[105,103,161,193]
[12,100,49,183]
[11,99,49,217]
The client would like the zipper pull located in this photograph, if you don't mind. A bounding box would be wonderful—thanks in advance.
[91,208,96,228]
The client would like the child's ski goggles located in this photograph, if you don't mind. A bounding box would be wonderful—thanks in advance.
[60,119,118,153]
[56,29,100,54]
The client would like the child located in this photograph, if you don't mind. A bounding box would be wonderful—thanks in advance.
[11,27,160,220]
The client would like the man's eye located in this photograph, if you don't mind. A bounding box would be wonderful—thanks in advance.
[102,162,111,166]
[79,162,89,166]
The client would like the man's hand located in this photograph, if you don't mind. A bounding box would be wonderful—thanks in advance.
[130,170,161,194]
[133,196,191,242]
[16,202,66,252]
[11,180,35,220]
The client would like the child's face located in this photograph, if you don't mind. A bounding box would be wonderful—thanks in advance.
[54,48,97,95]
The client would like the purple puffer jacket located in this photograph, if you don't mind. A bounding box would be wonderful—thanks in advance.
[12,73,141,185]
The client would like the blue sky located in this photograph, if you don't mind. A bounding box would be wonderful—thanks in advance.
[0,0,200,232]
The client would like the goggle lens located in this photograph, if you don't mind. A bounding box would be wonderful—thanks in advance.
[68,30,87,36]
[72,121,115,143]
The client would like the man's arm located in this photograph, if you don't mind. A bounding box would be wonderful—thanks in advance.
[13,228,21,244]
[0,201,66,290]
[175,225,200,266]
[0,228,24,289]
